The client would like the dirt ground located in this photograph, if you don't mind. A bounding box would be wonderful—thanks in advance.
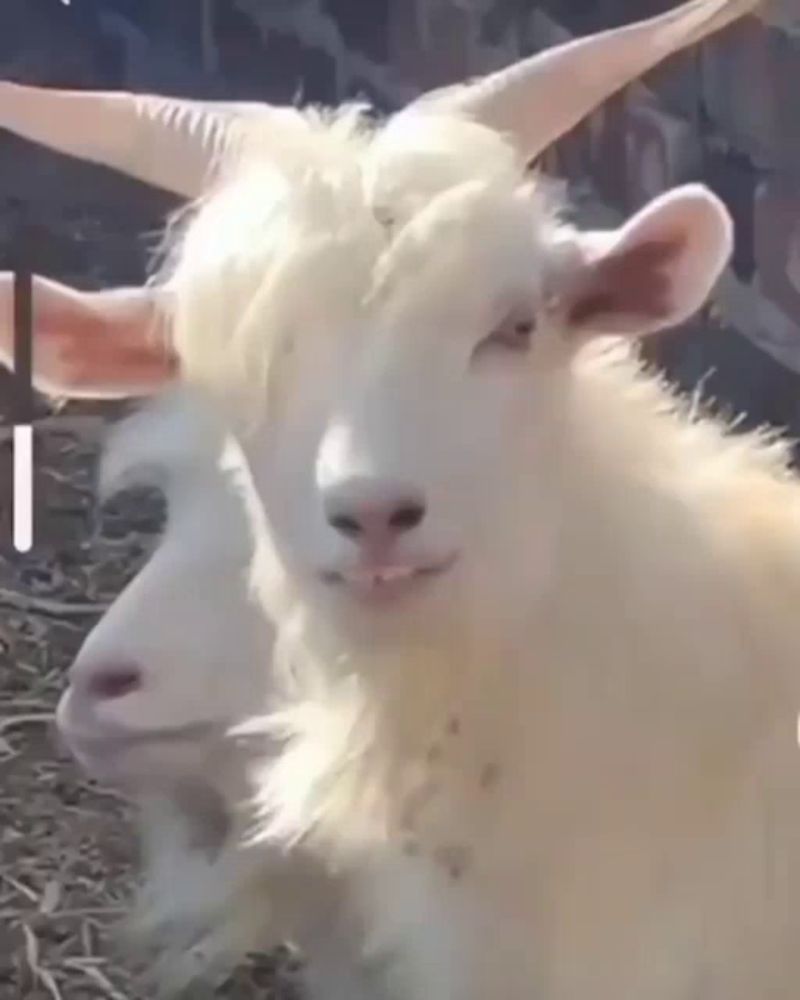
[0,414,297,999]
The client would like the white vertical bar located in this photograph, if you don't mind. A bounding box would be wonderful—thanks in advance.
[13,424,33,553]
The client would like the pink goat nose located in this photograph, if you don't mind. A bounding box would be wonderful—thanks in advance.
[81,663,143,701]
[324,477,427,547]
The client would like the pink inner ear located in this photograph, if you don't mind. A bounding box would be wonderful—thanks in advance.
[33,286,178,395]
[1,274,177,397]
[54,311,178,392]
[566,234,686,329]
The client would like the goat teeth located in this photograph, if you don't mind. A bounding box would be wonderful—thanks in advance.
[377,567,413,582]
[346,567,414,586]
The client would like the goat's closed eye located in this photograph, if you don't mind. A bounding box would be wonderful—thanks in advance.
[473,314,536,361]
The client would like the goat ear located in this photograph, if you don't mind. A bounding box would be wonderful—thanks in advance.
[560,184,733,339]
[0,275,178,399]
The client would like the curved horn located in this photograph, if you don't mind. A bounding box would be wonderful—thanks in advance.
[0,82,275,197]
[415,0,760,161]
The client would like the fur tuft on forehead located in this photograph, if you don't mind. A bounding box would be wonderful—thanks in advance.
[158,105,561,412]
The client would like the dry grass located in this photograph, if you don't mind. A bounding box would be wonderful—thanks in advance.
[0,414,298,999]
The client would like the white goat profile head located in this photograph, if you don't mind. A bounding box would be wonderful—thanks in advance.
[54,388,272,792]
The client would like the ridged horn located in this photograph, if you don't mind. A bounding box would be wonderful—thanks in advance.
[414,0,760,161]
[0,81,276,196]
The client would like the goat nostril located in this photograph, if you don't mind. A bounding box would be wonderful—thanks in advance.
[328,513,363,538]
[86,665,142,701]
[390,503,425,532]
[324,481,428,541]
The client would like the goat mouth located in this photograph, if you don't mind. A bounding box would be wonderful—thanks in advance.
[320,553,458,601]
[56,719,218,779]
[57,712,218,748]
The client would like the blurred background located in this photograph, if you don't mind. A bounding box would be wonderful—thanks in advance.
[1,2,799,997]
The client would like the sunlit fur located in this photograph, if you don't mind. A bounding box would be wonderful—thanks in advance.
[157,106,800,999]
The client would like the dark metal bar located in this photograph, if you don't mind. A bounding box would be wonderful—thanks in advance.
[12,210,34,426]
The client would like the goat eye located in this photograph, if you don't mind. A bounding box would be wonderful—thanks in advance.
[475,314,536,359]
[510,319,535,341]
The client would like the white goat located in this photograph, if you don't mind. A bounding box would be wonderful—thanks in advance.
[156,108,800,1000]
[47,383,372,997]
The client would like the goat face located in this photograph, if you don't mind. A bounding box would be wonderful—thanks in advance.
[56,392,273,792]
[224,182,569,647]
[218,171,731,648]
